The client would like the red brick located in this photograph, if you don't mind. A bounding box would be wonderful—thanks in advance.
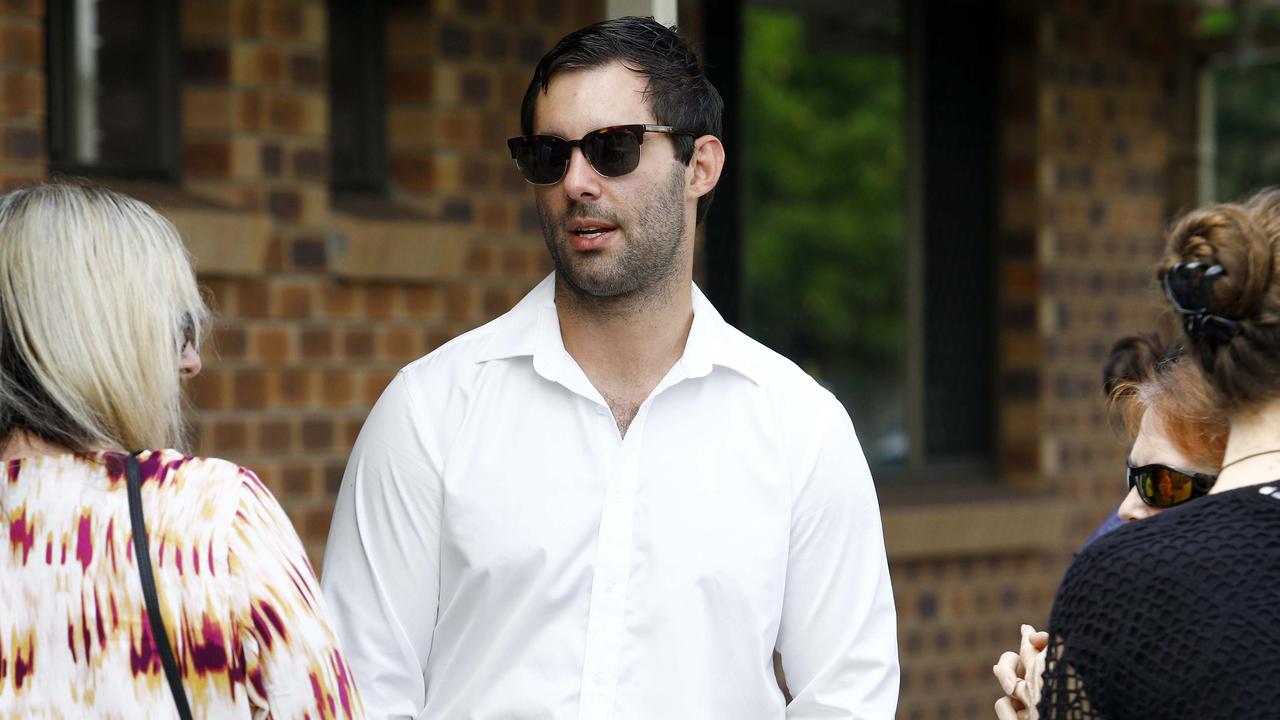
[301,417,334,451]
[282,464,315,498]
[3,127,40,161]
[382,328,419,362]
[291,148,327,180]
[426,329,453,352]
[276,283,315,318]
[211,325,248,361]
[0,1,42,18]
[290,52,324,87]
[324,463,345,496]
[1,25,40,67]
[277,369,314,407]
[263,234,288,273]
[322,285,360,318]
[365,286,397,319]
[299,326,334,359]
[267,189,303,222]
[261,1,306,41]
[466,245,495,275]
[233,369,269,409]
[237,90,264,131]
[321,370,355,407]
[236,279,270,318]
[258,418,294,453]
[388,68,433,104]
[483,287,509,317]
[501,246,528,275]
[390,153,436,192]
[212,419,250,454]
[363,371,396,404]
[444,284,473,322]
[404,285,439,319]
[2,72,44,117]
[292,237,327,271]
[343,329,376,360]
[341,418,363,448]
[253,326,292,364]
[187,370,230,410]
[185,139,232,177]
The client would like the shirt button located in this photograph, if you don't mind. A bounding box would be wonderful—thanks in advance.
[604,580,617,593]
[594,673,605,685]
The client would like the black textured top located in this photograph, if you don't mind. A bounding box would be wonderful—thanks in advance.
[1039,483,1280,719]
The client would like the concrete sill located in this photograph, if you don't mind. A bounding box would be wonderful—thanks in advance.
[329,210,470,282]
[100,181,269,277]
[881,496,1069,561]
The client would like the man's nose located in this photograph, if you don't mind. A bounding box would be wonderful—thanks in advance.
[561,147,601,201]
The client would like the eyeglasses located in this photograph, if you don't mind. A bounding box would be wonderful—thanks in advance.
[1126,462,1217,507]
[178,312,195,352]
[506,124,695,185]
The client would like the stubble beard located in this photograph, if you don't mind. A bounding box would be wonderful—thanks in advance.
[537,167,687,316]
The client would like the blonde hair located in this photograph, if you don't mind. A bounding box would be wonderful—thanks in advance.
[0,182,209,452]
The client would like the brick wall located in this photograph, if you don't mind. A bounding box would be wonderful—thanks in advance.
[170,0,599,565]
[894,2,1199,718]
[0,0,45,189]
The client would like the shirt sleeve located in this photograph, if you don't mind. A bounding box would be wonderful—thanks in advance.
[777,394,900,719]
[227,467,365,720]
[320,371,444,719]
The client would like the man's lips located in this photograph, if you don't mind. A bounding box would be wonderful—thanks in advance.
[566,219,618,251]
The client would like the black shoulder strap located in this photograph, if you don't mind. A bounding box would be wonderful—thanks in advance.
[126,452,194,720]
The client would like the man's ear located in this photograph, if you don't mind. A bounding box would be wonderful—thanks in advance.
[687,135,724,200]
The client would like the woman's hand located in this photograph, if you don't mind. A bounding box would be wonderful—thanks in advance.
[993,623,1049,720]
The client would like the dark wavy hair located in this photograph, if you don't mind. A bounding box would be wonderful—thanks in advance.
[519,16,724,225]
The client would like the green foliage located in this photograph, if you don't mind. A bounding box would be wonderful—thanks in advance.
[1198,8,1238,37]
[742,7,906,389]
[1214,61,1280,201]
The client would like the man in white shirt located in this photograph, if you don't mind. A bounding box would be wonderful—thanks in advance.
[321,16,898,719]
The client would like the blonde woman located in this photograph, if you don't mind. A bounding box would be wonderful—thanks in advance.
[0,183,363,719]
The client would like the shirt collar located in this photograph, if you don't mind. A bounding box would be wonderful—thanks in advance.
[475,273,762,386]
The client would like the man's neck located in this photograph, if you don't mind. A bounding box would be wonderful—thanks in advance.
[555,275,694,436]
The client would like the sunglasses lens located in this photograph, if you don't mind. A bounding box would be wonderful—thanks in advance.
[584,130,642,177]
[512,137,571,184]
[1135,466,1195,506]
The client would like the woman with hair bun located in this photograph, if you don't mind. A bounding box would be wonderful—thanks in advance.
[0,182,363,718]
[1035,189,1280,719]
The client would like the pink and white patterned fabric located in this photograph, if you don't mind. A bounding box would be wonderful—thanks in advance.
[1,450,363,719]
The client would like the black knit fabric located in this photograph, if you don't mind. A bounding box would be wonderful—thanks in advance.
[1039,483,1280,719]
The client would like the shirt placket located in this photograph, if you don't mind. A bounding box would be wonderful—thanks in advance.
[577,403,648,720]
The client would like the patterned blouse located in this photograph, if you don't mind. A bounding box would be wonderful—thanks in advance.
[1,450,364,719]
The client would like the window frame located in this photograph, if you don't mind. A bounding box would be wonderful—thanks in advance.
[46,0,181,182]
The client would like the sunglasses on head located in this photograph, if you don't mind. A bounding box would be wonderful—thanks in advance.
[506,124,695,185]
[1126,462,1217,508]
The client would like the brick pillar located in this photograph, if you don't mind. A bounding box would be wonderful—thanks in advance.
[180,0,344,560]
[0,0,45,189]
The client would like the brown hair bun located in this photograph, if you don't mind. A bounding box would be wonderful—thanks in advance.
[1157,188,1280,410]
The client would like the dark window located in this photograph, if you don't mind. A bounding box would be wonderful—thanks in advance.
[329,1,389,196]
[47,0,180,181]
[709,0,999,477]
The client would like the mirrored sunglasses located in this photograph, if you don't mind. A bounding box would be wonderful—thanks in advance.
[1126,462,1217,508]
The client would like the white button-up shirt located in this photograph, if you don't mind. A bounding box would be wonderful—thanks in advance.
[321,275,898,719]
